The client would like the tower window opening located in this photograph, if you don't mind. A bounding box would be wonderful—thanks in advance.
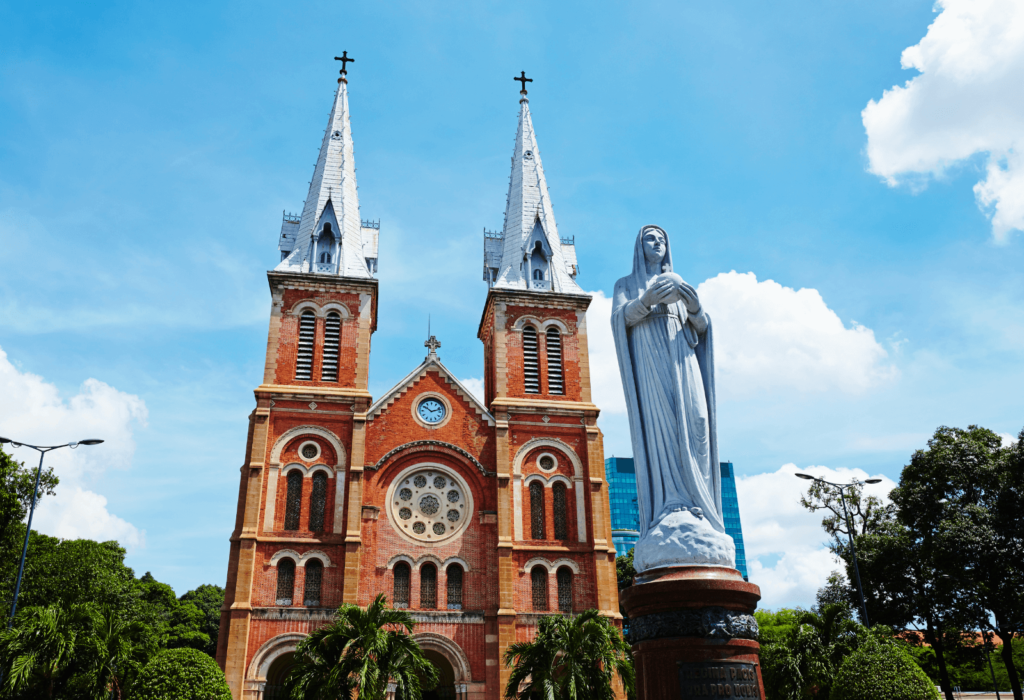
[530,481,546,540]
[553,482,568,540]
[533,268,543,281]
[531,566,548,611]
[393,562,411,608]
[283,471,302,531]
[557,567,573,613]
[308,471,328,531]
[546,327,563,395]
[522,325,540,394]
[295,311,316,380]
[446,564,463,610]
[304,560,323,606]
[420,564,437,609]
[319,252,332,263]
[321,312,341,382]
[276,558,295,606]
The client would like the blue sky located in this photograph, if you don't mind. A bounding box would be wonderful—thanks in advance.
[1,0,1021,608]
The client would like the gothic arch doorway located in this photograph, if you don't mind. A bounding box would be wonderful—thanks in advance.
[412,633,471,700]
[262,652,296,700]
[422,649,456,700]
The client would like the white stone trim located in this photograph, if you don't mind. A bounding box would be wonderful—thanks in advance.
[247,633,307,682]
[523,557,554,573]
[549,474,573,489]
[269,425,346,472]
[300,550,332,567]
[281,463,306,477]
[513,476,524,540]
[289,300,321,316]
[268,550,301,566]
[524,473,548,488]
[308,465,333,478]
[320,302,351,319]
[297,440,321,463]
[511,316,570,335]
[522,557,581,574]
[512,438,582,478]
[443,556,470,573]
[263,467,279,532]
[535,452,559,472]
[387,554,415,570]
[513,440,584,539]
[551,558,581,574]
[574,476,587,543]
[412,633,472,683]
[366,359,494,426]
[268,549,333,567]
[414,554,444,571]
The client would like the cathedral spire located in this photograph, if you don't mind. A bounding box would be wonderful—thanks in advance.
[277,57,375,278]
[485,75,582,293]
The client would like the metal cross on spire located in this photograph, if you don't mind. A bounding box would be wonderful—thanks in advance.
[514,71,532,94]
[335,51,355,82]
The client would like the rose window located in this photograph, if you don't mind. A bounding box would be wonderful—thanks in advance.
[388,466,472,544]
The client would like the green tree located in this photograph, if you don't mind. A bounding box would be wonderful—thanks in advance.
[0,603,93,699]
[91,605,154,700]
[503,610,635,700]
[178,584,225,657]
[286,593,437,700]
[615,549,635,590]
[831,636,938,700]
[130,647,232,700]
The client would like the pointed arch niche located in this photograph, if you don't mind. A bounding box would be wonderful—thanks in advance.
[265,426,347,535]
[511,439,586,544]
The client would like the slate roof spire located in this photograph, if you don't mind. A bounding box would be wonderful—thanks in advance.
[276,58,377,278]
[484,75,582,293]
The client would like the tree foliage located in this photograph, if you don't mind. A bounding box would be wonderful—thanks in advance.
[503,610,634,700]
[129,647,232,700]
[286,593,437,700]
[831,636,938,700]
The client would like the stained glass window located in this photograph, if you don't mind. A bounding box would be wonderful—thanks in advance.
[552,483,568,540]
[557,567,573,613]
[309,472,327,531]
[531,566,548,611]
[446,565,463,610]
[283,471,302,531]
[304,560,323,606]
[420,564,437,609]
[530,481,546,540]
[295,311,316,380]
[276,558,295,605]
[523,326,540,393]
[546,327,563,395]
[393,563,410,608]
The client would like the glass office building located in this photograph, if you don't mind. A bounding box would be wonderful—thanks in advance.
[605,457,749,580]
[720,461,749,581]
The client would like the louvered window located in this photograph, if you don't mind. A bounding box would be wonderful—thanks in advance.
[304,560,323,606]
[321,312,341,381]
[546,328,563,395]
[393,563,411,608]
[276,558,295,605]
[295,311,316,380]
[420,564,437,609]
[283,471,302,531]
[308,472,327,531]
[531,566,548,611]
[522,326,540,394]
[446,565,463,610]
[530,481,546,540]
[553,482,568,540]
[557,567,573,613]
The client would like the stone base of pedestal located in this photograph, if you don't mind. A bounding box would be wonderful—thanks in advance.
[621,566,765,700]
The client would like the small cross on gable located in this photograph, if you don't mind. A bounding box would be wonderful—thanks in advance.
[514,71,532,94]
[425,335,442,356]
[334,51,355,78]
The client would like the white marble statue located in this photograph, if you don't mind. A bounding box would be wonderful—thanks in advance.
[611,225,736,573]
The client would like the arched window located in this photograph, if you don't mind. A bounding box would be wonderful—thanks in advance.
[446,564,463,610]
[295,311,316,380]
[308,471,328,531]
[533,268,543,281]
[393,563,410,608]
[522,326,540,394]
[529,240,548,288]
[304,560,323,606]
[276,558,295,605]
[552,482,568,540]
[531,566,548,611]
[318,223,334,265]
[321,312,341,381]
[557,567,573,613]
[319,251,332,263]
[530,481,546,540]
[420,564,437,609]
[283,471,302,531]
[546,327,563,395]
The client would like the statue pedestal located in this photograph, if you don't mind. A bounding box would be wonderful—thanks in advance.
[621,566,765,700]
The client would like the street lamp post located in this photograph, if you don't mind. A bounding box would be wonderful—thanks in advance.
[795,472,882,627]
[0,437,103,627]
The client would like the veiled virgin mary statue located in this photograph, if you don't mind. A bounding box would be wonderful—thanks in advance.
[612,225,736,573]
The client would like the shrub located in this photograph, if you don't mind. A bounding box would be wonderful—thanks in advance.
[131,647,231,700]
[832,637,939,700]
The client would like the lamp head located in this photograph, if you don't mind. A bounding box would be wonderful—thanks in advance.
[864,478,882,484]
[795,473,815,481]
[0,437,10,444]
[79,439,104,446]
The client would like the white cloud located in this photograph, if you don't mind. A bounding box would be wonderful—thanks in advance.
[736,463,896,610]
[585,291,628,416]
[1000,432,1017,448]
[0,346,148,549]
[461,377,485,404]
[698,272,897,398]
[862,0,1024,242]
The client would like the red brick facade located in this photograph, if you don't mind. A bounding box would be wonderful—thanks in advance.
[218,273,619,700]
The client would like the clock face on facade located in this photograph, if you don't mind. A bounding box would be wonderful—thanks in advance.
[417,398,446,424]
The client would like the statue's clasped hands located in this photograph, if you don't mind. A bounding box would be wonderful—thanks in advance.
[641,272,701,314]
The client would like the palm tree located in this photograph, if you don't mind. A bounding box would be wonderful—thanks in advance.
[503,610,634,700]
[286,593,438,700]
[0,603,93,698]
[91,605,151,700]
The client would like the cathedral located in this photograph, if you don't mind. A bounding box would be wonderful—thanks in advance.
[216,62,620,700]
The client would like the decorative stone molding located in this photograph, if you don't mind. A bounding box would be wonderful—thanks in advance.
[627,606,759,644]
[269,425,346,471]
[408,611,485,624]
[369,440,494,477]
[252,608,337,622]
[412,632,473,682]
